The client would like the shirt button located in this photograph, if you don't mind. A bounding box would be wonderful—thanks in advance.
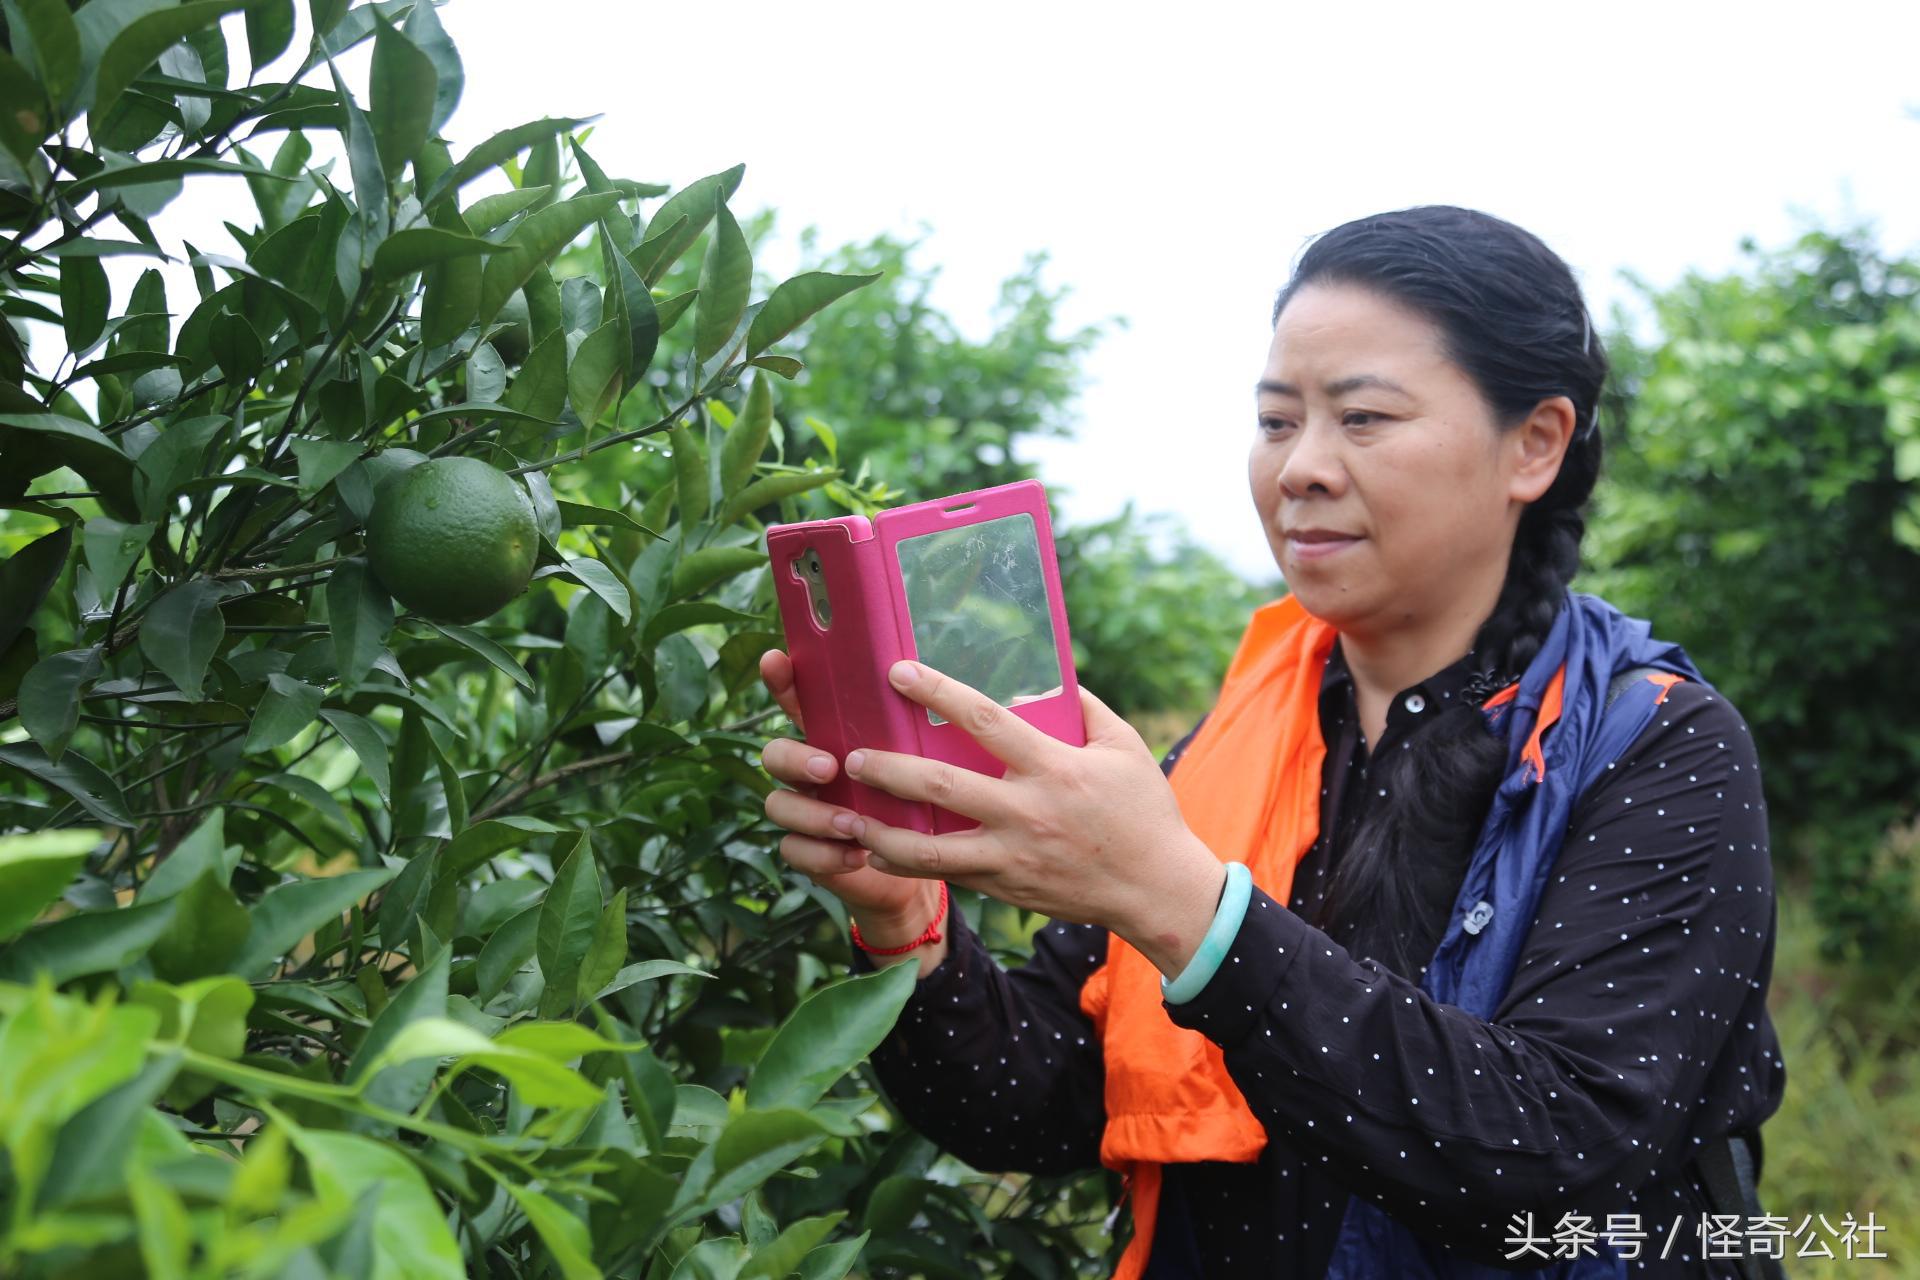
[1404,694,1426,714]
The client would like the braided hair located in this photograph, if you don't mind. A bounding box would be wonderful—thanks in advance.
[1267,206,1609,979]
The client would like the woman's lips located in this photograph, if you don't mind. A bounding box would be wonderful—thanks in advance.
[1286,534,1362,561]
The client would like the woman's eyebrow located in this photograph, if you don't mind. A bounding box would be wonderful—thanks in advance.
[1256,374,1412,398]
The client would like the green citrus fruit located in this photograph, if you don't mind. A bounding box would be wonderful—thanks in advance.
[365,456,539,624]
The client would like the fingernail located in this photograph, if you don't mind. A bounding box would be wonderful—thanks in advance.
[846,750,866,775]
[890,660,918,687]
[841,848,866,869]
[832,811,861,836]
[868,853,890,870]
[806,754,834,780]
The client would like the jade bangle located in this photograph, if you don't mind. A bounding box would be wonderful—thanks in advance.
[1160,861,1252,1005]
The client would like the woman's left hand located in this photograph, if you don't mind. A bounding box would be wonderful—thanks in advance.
[837,659,1223,951]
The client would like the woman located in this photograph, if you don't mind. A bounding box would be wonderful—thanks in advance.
[757,206,1785,1278]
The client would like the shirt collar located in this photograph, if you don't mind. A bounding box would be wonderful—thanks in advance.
[1320,636,1487,734]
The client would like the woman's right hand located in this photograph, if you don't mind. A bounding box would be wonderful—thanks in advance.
[758,649,940,935]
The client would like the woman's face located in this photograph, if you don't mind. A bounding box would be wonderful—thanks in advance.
[1249,282,1574,641]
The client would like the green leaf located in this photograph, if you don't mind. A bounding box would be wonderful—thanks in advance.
[704,1108,835,1209]
[370,226,502,283]
[0,525,73,657]
[60,253,110,352]
[670,423,710,526]
[19,646,102,762]
[417,619,533,691]
[475,901,539,1003]
[653,633,708,725]
[365,1017,604,1108]
[0,898,178,984]
[632,164,744,285]
[291,435,363,497]
[139,579,227,701]
[505,1182,602,1280]
[286,1128,464,1280]
[670,545,766,600]
[422,116,597,209]
[537,833,600,1010]
[476,191,623,328]
[439,814,559,879]
[147,868,249,981]
[0,829,100,942]
[720,374,774,495]
[317,708,391,802]
[562,555,632,624]
[12,0,81,112]
[326,557,392,685]
[402,0,461,131]
[746,961,920,1111]
[93,0,251,124]
[0,742,133,826]
[368,14,435,180]
[566,317,625,426]
[719,470,836,528]
[739,1213,848,1280]
[694,193,751,362]
[229,865,399,977]
[652,286,698,335]
[576,886,628,1006]
[748,355,804,380]
[591,958,713,1002]
[327,56,388,245]
[746,272,882,356]
[347,943,448,1112]
[243,672,325,754]
[132,414,224,521]
[796,1233,871,1280]
[0,412,118,454]
[642,602,761,651]
[558,500,656,536]
[208,309,263,383]
[244,0,296,73]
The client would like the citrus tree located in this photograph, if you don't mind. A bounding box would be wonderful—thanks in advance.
[0,4,1124,1276]
[1583,225,1920,960]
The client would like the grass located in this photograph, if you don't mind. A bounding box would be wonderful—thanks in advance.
[1758,886,1920,1276]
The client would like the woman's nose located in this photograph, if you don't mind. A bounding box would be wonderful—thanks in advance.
[1276,417,1346,499]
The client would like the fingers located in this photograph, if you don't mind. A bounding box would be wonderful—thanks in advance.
[764,783,864,846]
[858,816,998,880]
[761,736,839,788]
[778,831,870,878]
[886,660,1053,772]
[843,745,1002,823]
[759,648,805,736]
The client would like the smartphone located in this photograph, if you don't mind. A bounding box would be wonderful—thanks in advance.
[766,478,1086,835]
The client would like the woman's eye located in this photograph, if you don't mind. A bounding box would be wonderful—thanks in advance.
[1258,416,1294,436]
[1343,411,1379,427]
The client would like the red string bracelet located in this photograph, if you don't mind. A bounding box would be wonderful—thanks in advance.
[850,881,950,955]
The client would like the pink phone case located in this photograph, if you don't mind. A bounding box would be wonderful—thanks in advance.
[766,478,1085,835]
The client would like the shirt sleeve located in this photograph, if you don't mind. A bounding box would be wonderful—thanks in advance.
[847,713,1212,1176]
[1161,681,1774,1263]
[852,904,1109,1175]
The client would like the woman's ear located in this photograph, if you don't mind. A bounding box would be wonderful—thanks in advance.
[1508,395,1578,504]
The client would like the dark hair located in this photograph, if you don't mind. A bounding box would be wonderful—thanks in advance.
[1269,205,1609,979]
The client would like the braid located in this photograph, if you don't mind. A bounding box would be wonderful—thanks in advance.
[1469,504,1586,687]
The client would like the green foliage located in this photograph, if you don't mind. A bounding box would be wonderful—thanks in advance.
[0,4,1108,1275]
[1583,226,1920,959]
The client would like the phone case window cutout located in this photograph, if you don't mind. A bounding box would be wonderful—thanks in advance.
[893,512,1065,727]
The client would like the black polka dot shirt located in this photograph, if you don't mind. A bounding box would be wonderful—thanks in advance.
[852,640,1786,1277]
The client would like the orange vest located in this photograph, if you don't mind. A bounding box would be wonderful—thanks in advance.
[1078,596,1592,1277]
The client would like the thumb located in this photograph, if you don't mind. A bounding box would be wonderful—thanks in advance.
[1078,684,1140,747]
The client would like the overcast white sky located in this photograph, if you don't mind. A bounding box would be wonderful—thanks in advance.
[58,1,1920,582]
[419,1,1920,579]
